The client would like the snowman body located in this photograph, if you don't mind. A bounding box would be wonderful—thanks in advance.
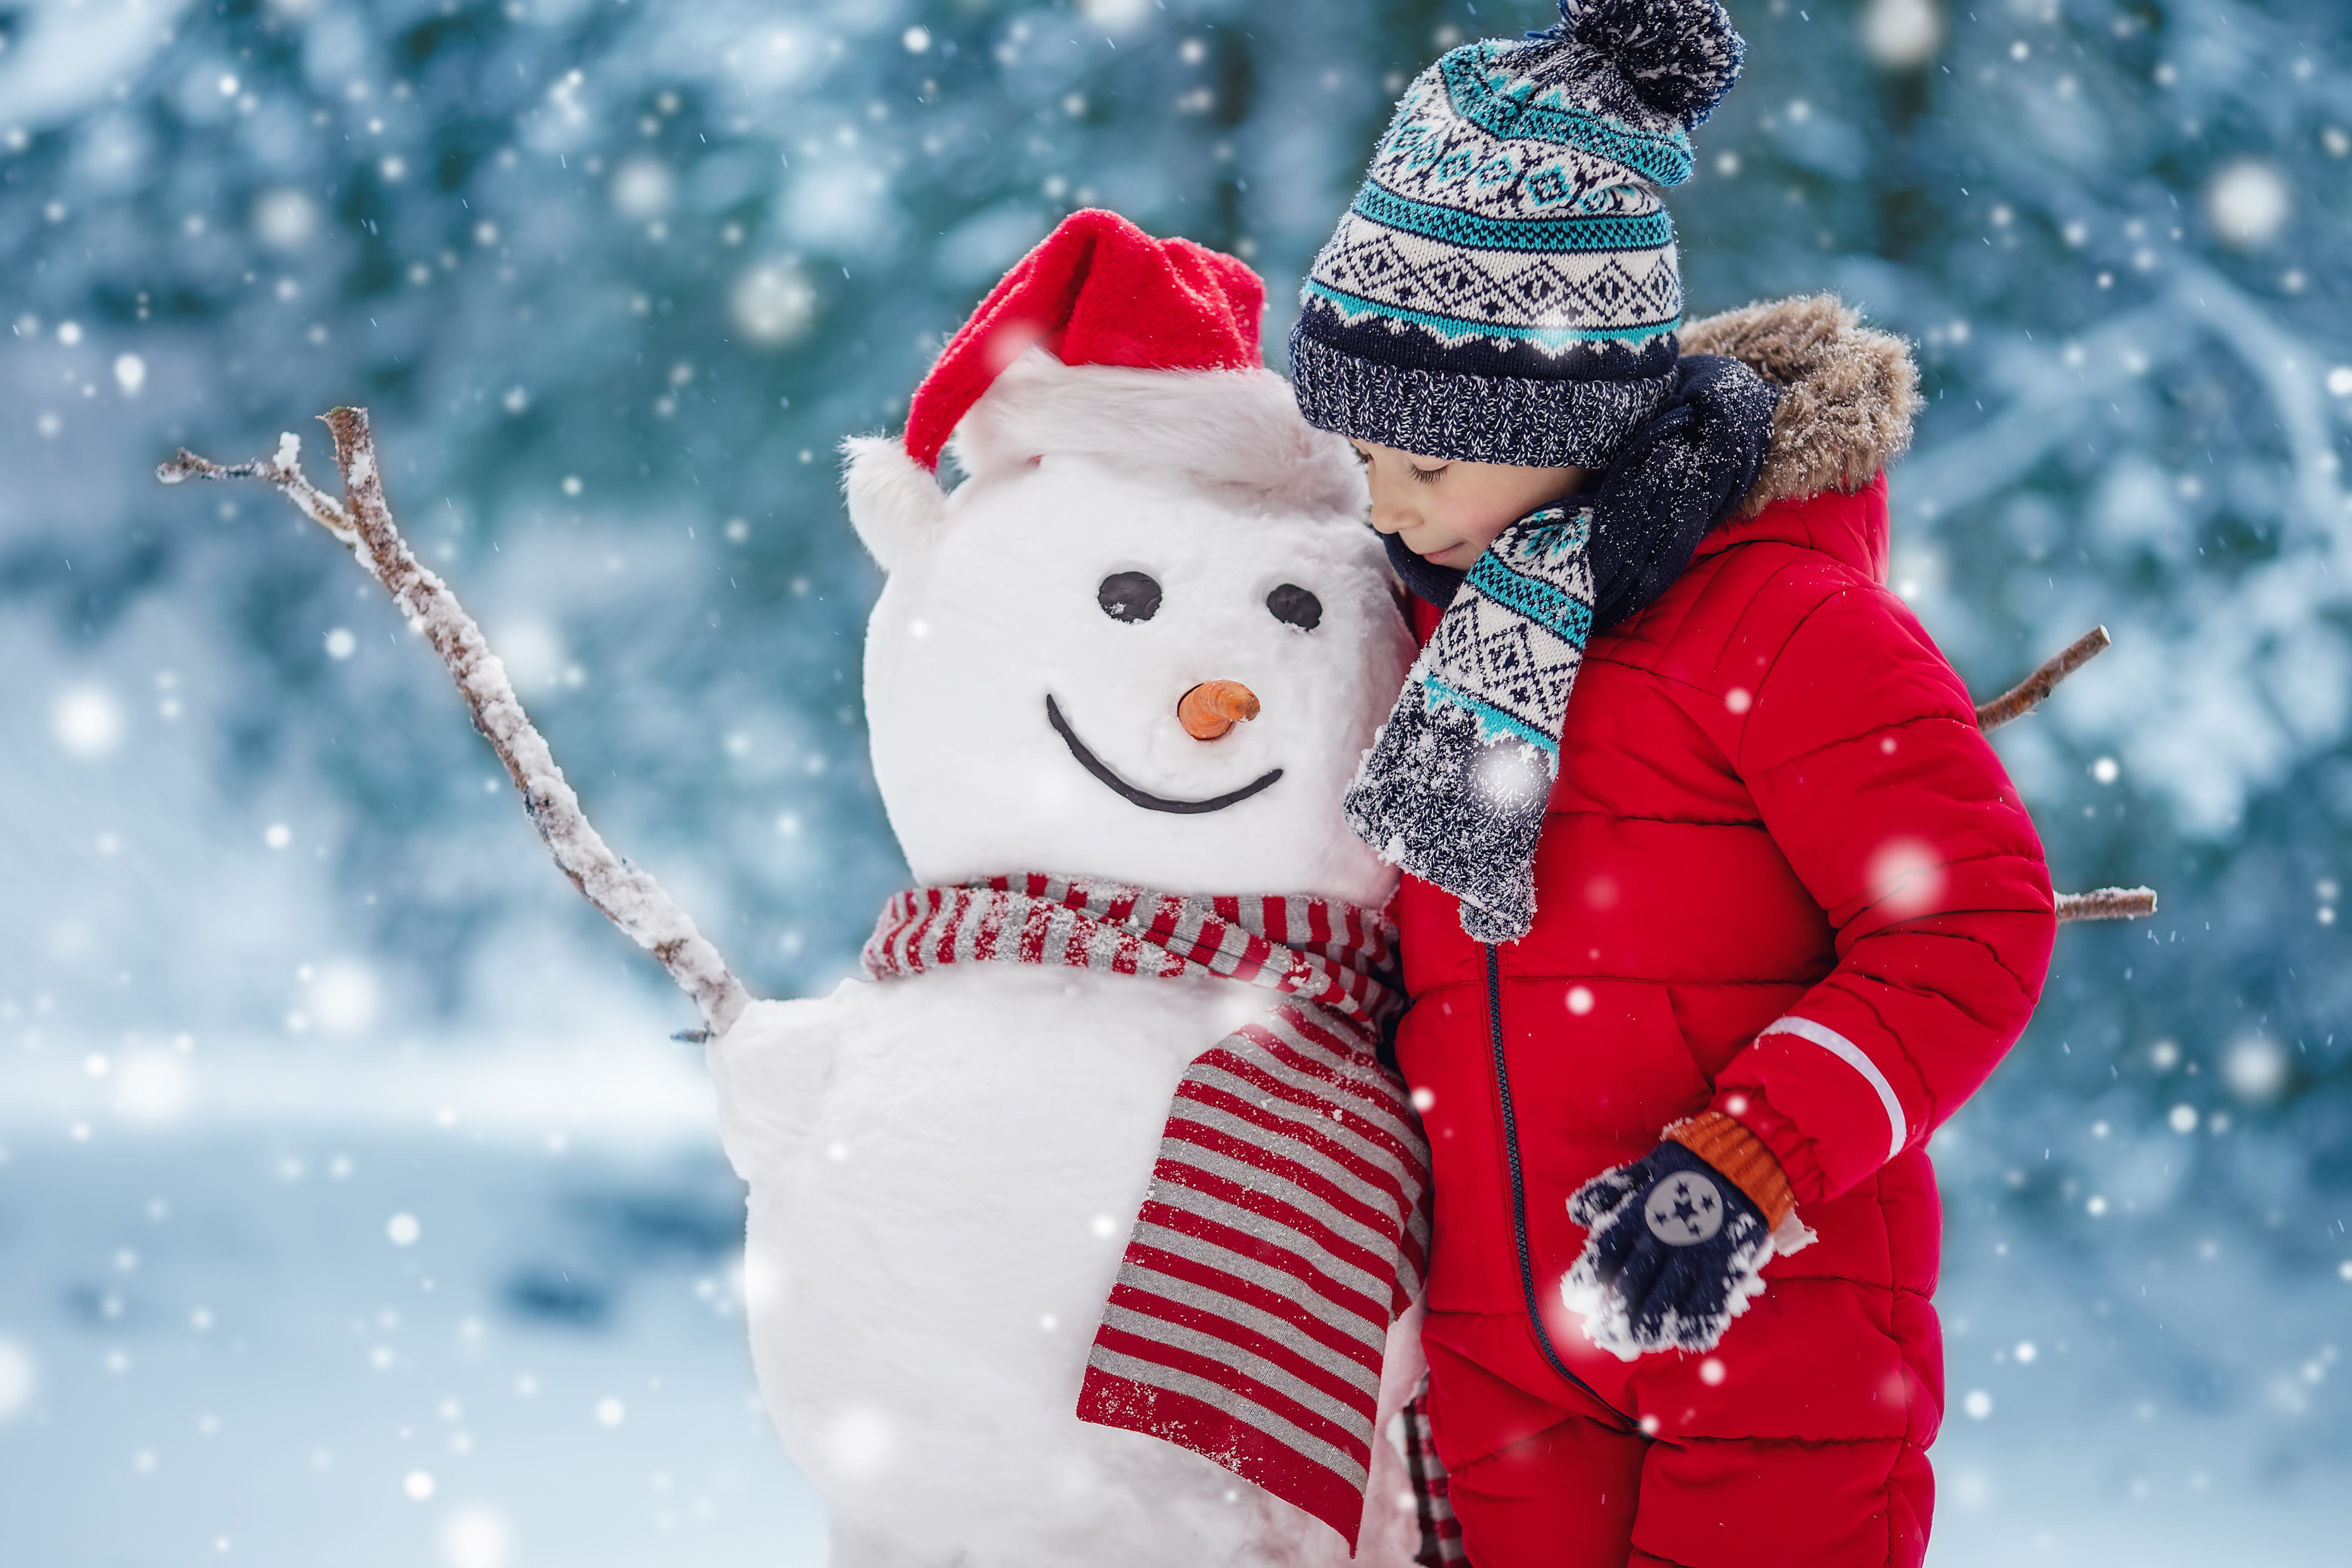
[709,349,1421,1567]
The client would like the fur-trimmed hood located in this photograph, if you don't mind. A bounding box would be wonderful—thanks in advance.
[1680,294,1920,519]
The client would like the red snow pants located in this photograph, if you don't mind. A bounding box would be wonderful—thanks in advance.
[1421,1311,1932,1568]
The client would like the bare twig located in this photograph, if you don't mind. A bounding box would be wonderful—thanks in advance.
[2055,886,2159,923]
[1960,626,2160,923]
[1976,625,2113,730]
[159,413,752,1036]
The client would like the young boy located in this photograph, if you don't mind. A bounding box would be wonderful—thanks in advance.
[1289,6,2055,1566]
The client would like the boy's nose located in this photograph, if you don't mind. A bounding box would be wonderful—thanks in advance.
[1177,680,1260,741]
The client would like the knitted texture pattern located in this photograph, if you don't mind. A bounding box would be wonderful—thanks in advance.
[1289,0,1746,467]
[861,875,1429,1549]
[1666,1110,1796,1231]
[1344,353,1780,941]
[1562,1140,1775,1358]
[1396,1381,1468,1568]
[1345,503,1596,943]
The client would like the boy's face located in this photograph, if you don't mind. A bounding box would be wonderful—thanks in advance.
[1350,440,1589,571]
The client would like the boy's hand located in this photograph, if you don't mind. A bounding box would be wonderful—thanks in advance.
[1560,1141,1777,1360]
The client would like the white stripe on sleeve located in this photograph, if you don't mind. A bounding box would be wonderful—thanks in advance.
[1760,1014,1908,1162]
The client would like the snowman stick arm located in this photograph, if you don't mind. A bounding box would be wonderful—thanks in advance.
[158,433,362,544]
[2054,886,2158,922]
[1951,625,2155,925]
[1974,625,2111,731]
[158,412,754,1037]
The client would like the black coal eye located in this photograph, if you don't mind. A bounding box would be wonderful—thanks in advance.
[1097,571,1162,623]
[1265,583,1323,631]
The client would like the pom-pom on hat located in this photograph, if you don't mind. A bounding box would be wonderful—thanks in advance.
[1289,0,1746,470]
[1558,0,1746,127]
[903,208,1266,470]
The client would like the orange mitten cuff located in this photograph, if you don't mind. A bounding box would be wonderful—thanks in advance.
[1666,1110,1796,1232]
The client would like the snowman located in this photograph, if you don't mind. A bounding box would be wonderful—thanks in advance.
[706,211,1429,1567]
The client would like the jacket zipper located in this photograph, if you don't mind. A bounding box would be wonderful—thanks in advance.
[1484,943,1626,1421]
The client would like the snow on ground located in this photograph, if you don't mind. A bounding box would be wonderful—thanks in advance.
[1931,1218,2347,1565]
[1,1047,2343,1566]
[0,1048,824,1568]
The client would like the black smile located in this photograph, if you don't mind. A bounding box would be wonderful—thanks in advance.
[1045,695,1283,815]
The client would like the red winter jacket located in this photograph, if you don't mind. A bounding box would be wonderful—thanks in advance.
[1393,297,2056,1448]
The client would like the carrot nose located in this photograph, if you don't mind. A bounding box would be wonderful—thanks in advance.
[1177,680,1260,741]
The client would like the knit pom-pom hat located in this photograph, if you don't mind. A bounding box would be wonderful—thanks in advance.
[1289,0,1745,469]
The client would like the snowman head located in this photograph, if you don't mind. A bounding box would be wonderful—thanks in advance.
[842,213,1412,907]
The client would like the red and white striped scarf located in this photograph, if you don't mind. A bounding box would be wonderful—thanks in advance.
[863,874,1431,1550]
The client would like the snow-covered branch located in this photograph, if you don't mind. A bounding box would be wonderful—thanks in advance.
[159,411,752,1037]
[157,432,362,547]
[1976,625,2113,732]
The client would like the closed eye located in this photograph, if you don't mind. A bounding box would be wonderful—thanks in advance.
[1409,463,1448,486]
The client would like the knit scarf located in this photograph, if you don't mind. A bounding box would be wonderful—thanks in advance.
[1343,353,1781,942]
[861,874,1430,1550]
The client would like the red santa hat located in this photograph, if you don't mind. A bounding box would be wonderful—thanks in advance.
[902,208,1267,471]
[844,211,1356,573]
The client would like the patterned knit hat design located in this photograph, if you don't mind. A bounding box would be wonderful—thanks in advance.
[1289,0,1745,469]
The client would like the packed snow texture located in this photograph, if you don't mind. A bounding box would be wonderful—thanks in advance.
[703,354,1421,1562]
[710,976,1425,1567]
[0,1109,828,1568]
[852,352,1413,908]
[5,0,2350,1561]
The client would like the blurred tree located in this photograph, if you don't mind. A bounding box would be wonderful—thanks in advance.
[0,0,2345,1248]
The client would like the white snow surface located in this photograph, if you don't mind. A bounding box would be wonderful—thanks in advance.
[710,976,1425,1568]
[705,356,1424,1564]
[848,352,1414,907]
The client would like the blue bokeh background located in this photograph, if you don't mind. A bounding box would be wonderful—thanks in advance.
[3,1,2347,1562]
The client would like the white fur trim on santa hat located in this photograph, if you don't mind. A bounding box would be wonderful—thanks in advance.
[948,348,1367,518]
[839,433,947,573]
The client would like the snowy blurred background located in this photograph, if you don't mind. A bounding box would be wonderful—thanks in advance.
[2,0,2347,1562]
